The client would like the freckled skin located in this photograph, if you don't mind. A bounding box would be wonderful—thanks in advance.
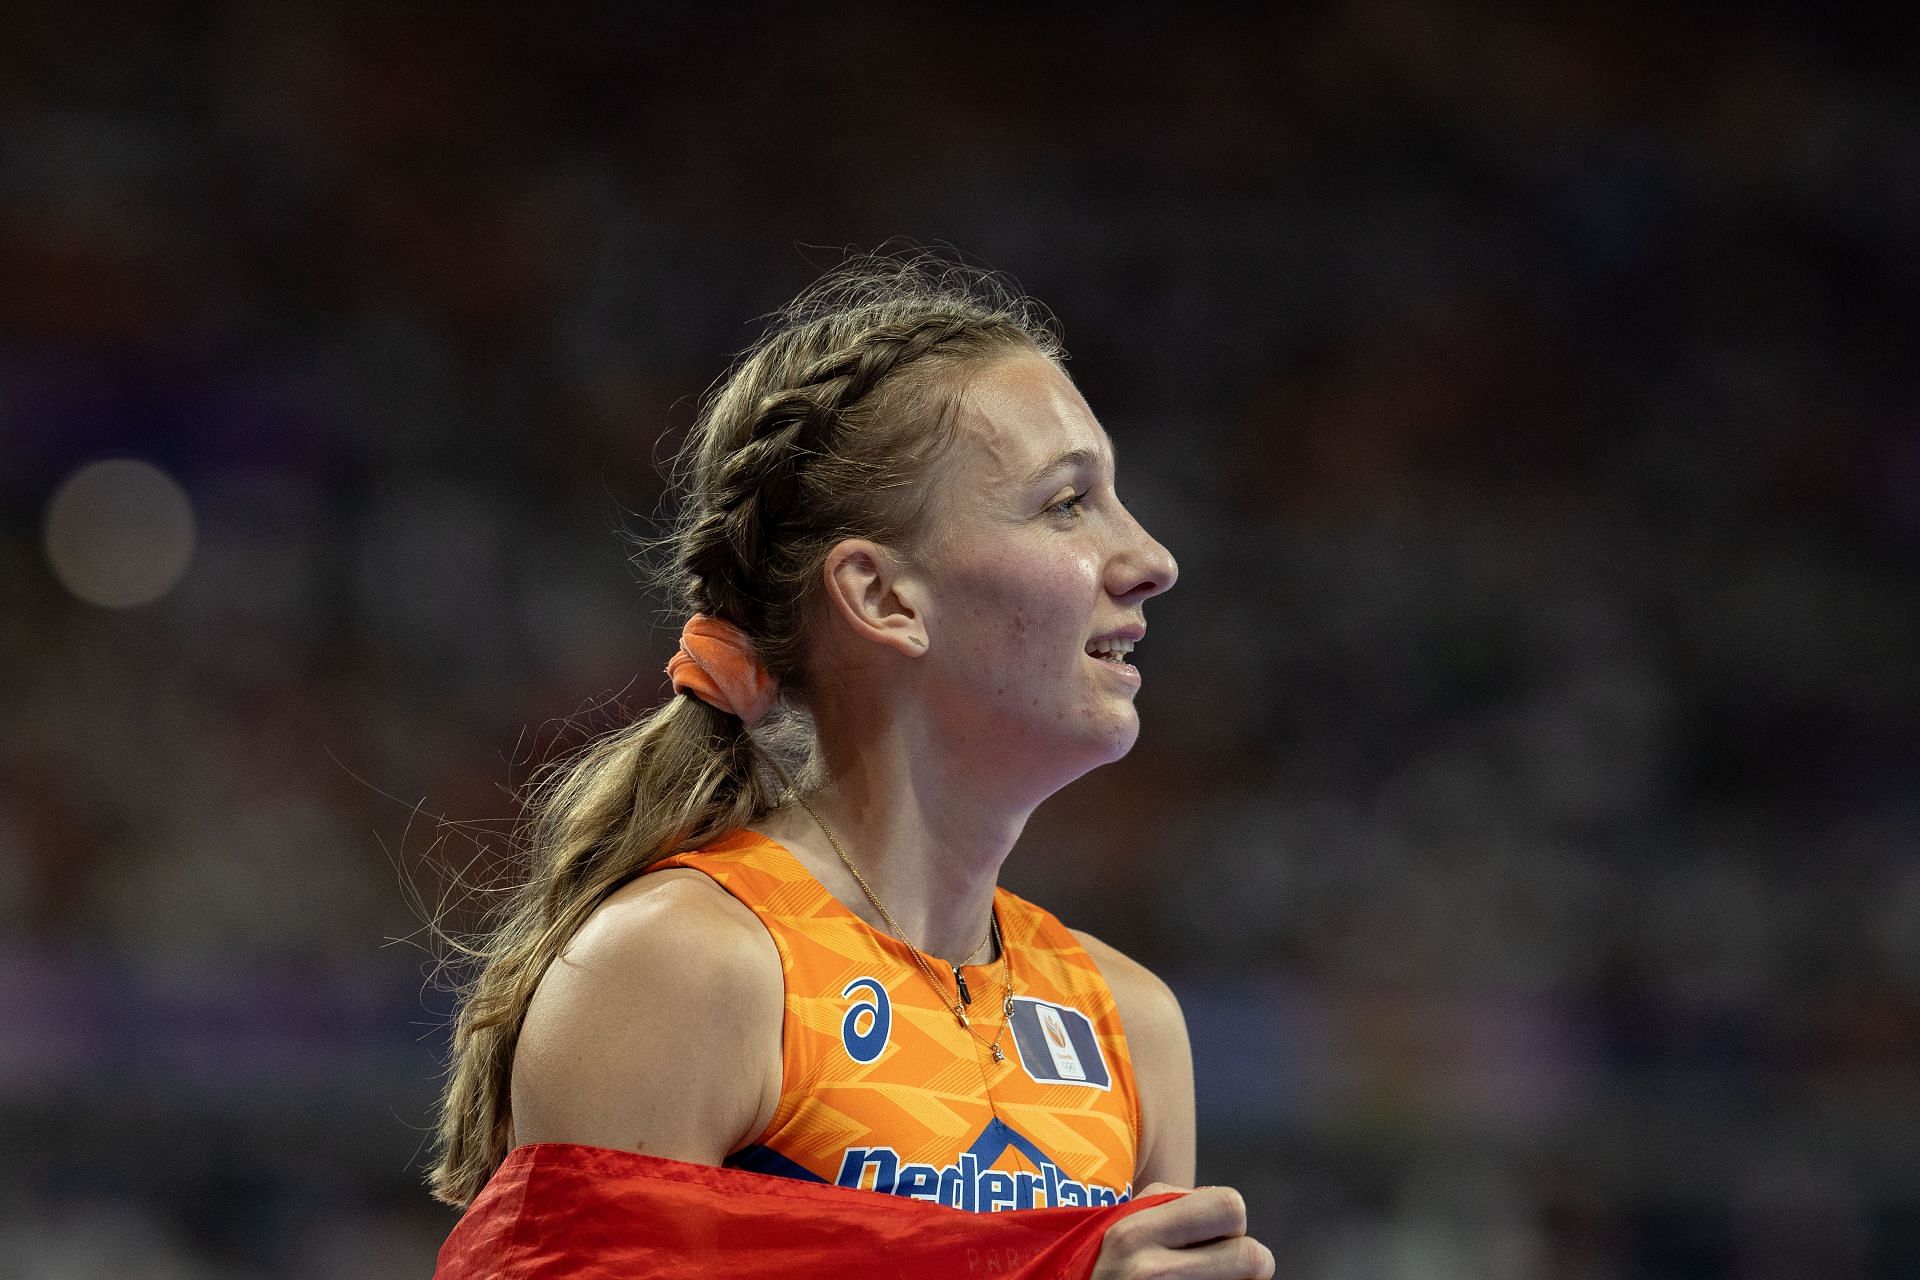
[913,355,1178,796]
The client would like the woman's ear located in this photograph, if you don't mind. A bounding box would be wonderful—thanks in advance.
[821,539,929,658]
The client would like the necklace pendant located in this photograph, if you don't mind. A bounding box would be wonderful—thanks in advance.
[1004,996,1016,1018]
[955,1008,970,1030]
[954,965,971,1006]
[991,1044,1005,1063]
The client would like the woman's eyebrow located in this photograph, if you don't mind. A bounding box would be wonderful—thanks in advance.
[1021,446,1108,488]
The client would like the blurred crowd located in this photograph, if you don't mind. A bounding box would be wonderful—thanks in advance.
[2,2,1916,1276]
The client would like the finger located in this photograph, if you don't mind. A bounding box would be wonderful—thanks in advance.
[1135,1181,1191,1199]
[1156,1234,1275,1280]
[1118,1185,1249,1250]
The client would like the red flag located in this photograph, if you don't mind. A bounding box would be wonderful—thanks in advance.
[436,1143,1174,1279]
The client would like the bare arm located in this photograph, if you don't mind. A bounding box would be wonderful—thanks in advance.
[1070,928,1197,1189]
[1072,930,1272,1278]
[511,869,785,1164]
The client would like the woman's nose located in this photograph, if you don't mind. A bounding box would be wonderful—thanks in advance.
[1110,515,1178,602]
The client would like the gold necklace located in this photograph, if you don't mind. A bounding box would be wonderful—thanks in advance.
[957,927,993,967]
[791,793,1017,1063]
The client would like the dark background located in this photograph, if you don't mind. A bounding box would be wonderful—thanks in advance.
[3,2,1918,1276]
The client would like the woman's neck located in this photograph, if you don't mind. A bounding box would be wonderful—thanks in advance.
[752,717,1036,966]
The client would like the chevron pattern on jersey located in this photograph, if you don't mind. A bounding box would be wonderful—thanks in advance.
[650,829,1140,1210]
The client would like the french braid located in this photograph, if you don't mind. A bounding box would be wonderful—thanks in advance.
[675,296,1051,690]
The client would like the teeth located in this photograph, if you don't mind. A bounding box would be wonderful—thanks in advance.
[1086,638,1135,658]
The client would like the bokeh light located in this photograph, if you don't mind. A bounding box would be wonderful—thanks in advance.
[42,459,197,609]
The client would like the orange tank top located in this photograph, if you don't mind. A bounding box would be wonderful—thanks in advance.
[648,829,1141,1212]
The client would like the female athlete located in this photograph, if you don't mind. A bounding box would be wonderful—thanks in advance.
[430,256,1274,1279]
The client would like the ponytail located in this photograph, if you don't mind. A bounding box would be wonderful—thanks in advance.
[428,692,774,1206]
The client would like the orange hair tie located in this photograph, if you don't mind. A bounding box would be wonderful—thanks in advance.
[666,614,778,727]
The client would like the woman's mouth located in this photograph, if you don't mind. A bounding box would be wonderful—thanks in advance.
[1084,638,1141,684]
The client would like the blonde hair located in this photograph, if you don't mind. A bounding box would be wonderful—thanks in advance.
[428,253,1063,1206]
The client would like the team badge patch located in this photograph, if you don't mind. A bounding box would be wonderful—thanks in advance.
[1007,997,1110,1089]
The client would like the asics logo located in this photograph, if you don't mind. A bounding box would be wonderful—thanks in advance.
[839,976,891,1064]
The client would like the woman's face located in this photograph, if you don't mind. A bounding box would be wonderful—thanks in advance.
[911,352,1178,784]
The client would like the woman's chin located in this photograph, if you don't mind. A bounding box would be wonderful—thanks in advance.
[1064,710,1142,775]
[1098,717,1142,765]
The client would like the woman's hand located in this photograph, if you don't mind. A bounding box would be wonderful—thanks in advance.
[1091,1183,1275,1279]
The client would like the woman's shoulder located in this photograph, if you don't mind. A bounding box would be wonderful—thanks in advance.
[510,865,784,1161]
[992,885,1176,1017]
[567,866,780,985]
[1064,926,1184,1030]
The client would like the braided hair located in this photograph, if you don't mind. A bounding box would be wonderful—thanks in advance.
[429,253,1062,1206]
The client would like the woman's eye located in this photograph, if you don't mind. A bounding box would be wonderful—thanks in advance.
[1049,492,1087,518]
